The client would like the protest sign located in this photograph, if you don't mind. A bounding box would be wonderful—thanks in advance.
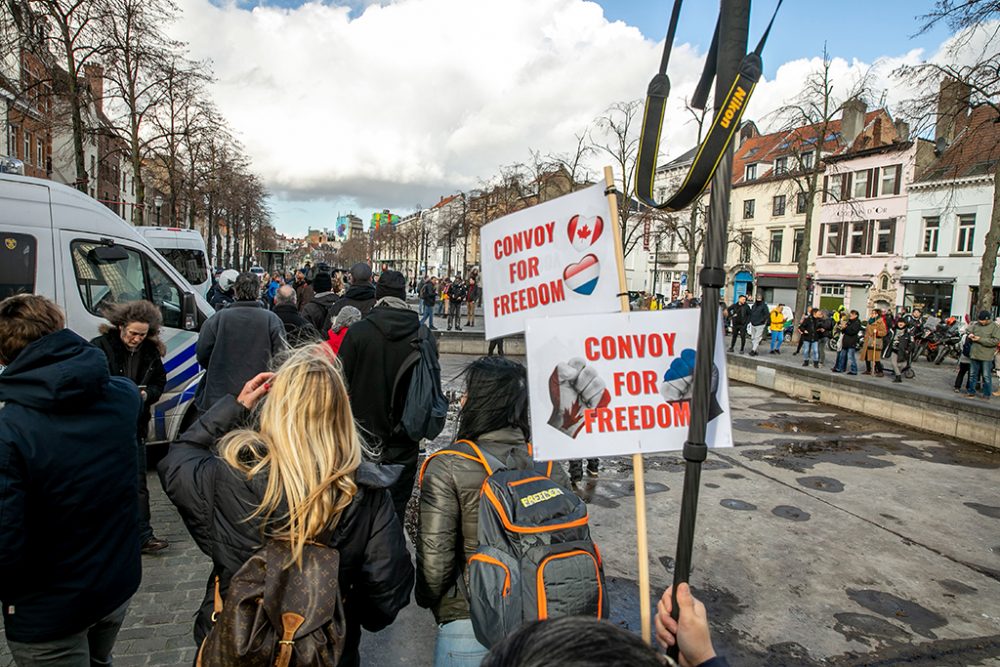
[525,309,733,461]
[480,183,621,340]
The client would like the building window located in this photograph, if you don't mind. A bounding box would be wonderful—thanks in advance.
[774,156,788,175]
[880,275,890,290]
[828,174,844,201]
[743,199,755,219]
[6,124,16,156]
[956,214,975,253]
[23,132,31,164]
[875,219,895,254]
[796,191,808,214]
[882,164,901,196]
[853,170,869,199]
[820,284,845,297]
[849,221,867,254]
[921,216,940,253]
[792,228,805,262]
[745,163,757,180]
[823,222,843,255]
[801,151,814,170]
[768,230,783,263]
[739,232,752,263]
[772,195,786,217]
[36,138,43,167]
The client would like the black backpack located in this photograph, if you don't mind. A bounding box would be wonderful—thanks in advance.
[423,440,608,648]
[390,326,448,441]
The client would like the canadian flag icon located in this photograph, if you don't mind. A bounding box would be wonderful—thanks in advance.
[567,215,604,251]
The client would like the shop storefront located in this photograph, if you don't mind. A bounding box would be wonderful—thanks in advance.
[901,278,955,317]
[756,273,802,309]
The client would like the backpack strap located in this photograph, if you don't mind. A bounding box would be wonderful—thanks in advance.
[389,329,426,432]
[418,439,505,487]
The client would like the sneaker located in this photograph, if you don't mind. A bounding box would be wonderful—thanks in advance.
[447,326,452,331]
[893,375,902,383]
[141,537,169,554]
[456,326,463,331]
[749,351,758,357]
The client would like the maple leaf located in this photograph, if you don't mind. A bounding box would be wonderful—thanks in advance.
[578,225,591,239]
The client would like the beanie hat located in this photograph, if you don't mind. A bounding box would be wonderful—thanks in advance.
[350,262,373,284]
[333,305,362,333]
[375,270,407,300]
[312,271,333,294]
[978,310,991,321]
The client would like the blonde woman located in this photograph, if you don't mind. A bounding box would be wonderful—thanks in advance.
[159,344,413,667]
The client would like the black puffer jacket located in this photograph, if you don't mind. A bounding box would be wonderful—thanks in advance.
[329,284,377,320]
[416,428,570,624]
[0,330,141,643]
[91,330,166,439]
[158,396,414,667]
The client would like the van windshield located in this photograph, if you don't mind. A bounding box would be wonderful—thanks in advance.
[157,248,208,286]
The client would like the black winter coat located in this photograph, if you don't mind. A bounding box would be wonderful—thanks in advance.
[840,318,863,349]
[749,301,769,326]
[273,303,320,346]
[798,316,818,342]
[815,316,834,339]
[0,330,141,643]
[302,291,339,334]
[158,396,414,667]
[339,303,429,458]
[329,284,377,320]
[91,330,166,440]
[728,302,751,326]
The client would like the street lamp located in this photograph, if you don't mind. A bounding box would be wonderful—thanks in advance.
[154,194,163,226]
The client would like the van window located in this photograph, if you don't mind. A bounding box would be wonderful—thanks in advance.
[157,247,208,286]
[0,233,37,300]
[71,240,185,328]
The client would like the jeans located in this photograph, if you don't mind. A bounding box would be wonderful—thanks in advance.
[434,619,489,667]
[802,340,819,362]
[7,601,129,667]
[750,324,766,352]
[968,359,994,397]
[136,437,152,544]
[770,330,783,351]
[419,302,435,328]
[835,347,858,374]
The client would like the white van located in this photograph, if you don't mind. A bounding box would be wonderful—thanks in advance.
[134,226,211,297]
[0,172,214,444]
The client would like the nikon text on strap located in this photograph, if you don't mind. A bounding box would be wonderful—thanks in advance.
[634,0,783,212]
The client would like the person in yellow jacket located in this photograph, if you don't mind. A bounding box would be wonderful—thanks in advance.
[769,304,786,354]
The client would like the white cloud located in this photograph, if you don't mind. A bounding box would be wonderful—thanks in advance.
[170,0,992,234]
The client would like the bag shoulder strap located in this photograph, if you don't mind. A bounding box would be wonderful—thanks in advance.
[418,439,506,487]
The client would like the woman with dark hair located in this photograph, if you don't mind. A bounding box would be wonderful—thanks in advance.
[416,356,569,667]
[91,300,169,554]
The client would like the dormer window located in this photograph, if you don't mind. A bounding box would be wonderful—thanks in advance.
[745,163,758,180]
[774,157,788,175]
[800,151,814,169]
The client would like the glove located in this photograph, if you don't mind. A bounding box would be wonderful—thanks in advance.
[547,358,611,438]
[660,348,697,402]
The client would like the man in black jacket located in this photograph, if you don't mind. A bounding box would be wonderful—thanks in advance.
[446,276,467,331]
[748,295,769,357]
[418,276,439,330]
[0,295,141,664]
[727,295,751,353]
[273,284,319,346]
[195,272,286,413]
[339,270,440,518]
[329,262,378,320]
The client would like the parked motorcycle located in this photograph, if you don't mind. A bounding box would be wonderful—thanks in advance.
[933,333,962,365]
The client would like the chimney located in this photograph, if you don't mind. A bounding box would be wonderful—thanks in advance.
[841,98,867,146]
[934,77,971,147]
[83,63,103,113]
[872,118,882,146]
[893,119,910,142]
[739,121,758,147]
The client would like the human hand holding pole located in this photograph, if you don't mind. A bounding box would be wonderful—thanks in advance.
[654,583,717,667]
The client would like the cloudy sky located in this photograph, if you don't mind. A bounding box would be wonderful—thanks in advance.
[169,0,973,237]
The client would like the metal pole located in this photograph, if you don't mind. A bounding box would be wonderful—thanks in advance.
[668,0,750,650]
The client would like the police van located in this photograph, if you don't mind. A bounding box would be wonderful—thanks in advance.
[0,169,213,444]
[134,226,212,298]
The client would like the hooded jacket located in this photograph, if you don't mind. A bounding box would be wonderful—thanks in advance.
[416,428,571,624]
[302,291,340,334]
[194,301,286,412]
[91,329,166,440]
[338,301,426,454]
[158,396,414,667]
[0,330,141,642]
[967,320,1000,361]
[749,300,769,326]
[329,283,377,320]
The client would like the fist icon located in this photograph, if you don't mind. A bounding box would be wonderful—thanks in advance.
[548,358,611,438]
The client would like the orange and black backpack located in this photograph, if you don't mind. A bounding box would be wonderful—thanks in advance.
[421,440,608,648]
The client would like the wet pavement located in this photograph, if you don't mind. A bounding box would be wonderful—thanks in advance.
[2,353,999,666]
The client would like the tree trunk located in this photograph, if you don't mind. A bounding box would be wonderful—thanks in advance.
[977,167,1000,313]
[792,170,820,345]
[686,205,699,293]
[57,26,87,191]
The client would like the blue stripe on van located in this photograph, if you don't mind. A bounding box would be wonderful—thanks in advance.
[164,342,197,373]
[165,362,199,392]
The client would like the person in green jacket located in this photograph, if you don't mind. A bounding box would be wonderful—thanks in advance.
[965,310,1000,400]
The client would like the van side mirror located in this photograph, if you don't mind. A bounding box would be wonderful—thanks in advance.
[182,292,197,331]
[89,245,129,263]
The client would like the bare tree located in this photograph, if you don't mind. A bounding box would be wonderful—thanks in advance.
[547,129,594,191]
[591,100,646,257]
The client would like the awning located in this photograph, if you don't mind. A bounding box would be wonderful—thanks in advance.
[814,275,872,287]
[756,276,799,289]
[900,277,956,285]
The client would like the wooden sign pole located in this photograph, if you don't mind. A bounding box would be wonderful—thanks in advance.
[603,165,652,644]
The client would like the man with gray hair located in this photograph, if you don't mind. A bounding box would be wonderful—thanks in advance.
[195,272,286,413]
[273,284,319,346]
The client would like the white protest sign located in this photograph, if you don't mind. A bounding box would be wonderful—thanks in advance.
[481,183,621,340]
[525,309,734,460]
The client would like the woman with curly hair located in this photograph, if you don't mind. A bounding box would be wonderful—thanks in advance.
[91,300,170,554]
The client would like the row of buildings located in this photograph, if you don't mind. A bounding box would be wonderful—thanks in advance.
[652,78,1000,319]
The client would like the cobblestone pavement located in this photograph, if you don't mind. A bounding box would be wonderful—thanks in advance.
[3,353,999,666]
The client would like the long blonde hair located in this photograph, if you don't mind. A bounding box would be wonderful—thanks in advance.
[219,344,367,567]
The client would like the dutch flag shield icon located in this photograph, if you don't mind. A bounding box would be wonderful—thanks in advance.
[563,254,601,296]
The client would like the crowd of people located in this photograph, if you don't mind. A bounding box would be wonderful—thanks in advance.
[0,263,732,667]
[723,297,1000,397]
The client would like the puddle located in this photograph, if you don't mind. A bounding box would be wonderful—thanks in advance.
[796,475,845,493]
[720,498,757,511]
[846,588,948,639]
[964,502,1000,519]
[772,505,811,521]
